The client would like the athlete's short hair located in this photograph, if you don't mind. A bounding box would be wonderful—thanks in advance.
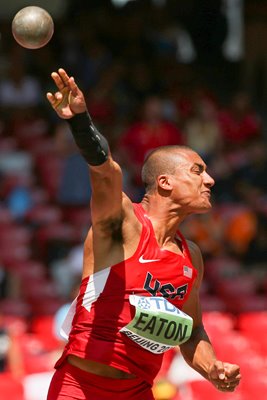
[141,145,192,193]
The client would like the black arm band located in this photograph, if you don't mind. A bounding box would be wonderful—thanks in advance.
[67,112,109,166]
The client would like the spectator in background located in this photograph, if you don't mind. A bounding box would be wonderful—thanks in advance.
[53,122,91,207]
[0,312,24,379]
[125,62,161,104]
[183,97,222,162]
[76,36,113,91]
[117,95,184,198]
[0,49,42,109]
[218,91,262,149]
[243,213,267,280]
[50,243,84,299]
[233,139,267,199]
[224,205,257,258]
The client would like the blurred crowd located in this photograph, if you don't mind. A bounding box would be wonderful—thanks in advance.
[0,1,267,399]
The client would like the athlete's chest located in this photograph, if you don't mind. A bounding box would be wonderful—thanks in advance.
[108,250,196,304]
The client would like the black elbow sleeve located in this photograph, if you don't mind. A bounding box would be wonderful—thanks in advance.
[67,112,109,166]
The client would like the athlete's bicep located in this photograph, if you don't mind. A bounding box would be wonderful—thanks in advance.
[89,158,123,227]
[82,196,142,276]
[90,162,140,242]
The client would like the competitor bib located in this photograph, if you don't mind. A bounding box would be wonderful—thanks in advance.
[120,295,193,354]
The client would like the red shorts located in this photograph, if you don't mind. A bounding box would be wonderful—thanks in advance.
[47,361,155,400]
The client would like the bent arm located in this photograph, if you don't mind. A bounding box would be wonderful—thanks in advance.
[67,112,124,227]
[180,241,217,380]
[179,320,217,381]
[47,68,127,231]
[180,314,241,391]
[180,242,241,392]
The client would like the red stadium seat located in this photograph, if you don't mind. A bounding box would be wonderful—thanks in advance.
[63,206,91,228]
[20,333,57,374]
[239,374,267,400]
[202,311,236,333]
[35,154,63,199]
[35,222,83,260]
[6,259,47,281]
[26,204,63,225]
[0,243,31,265]
[0,373,24,400]
[0,206,14,225]
[223,294,267,314]
[215,274,258,298]
[204,257,242,283]
[0,224,32,245]
[21,277,57,301]
[30,298,64,316]
[31,315,60,350]
[237,312,267,354]
[200,294,228,312]
[0,298,31,317]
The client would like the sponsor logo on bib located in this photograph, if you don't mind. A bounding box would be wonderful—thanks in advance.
[120,295,193,354]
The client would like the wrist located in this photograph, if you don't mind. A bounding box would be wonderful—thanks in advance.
[66,112,109,166]
[67,112,93,131]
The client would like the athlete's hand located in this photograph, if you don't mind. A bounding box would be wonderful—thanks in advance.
[208,361,241,392]
[47,68,86,119]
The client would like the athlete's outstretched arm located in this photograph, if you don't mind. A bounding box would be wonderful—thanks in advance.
[180,241,241,392]
[47,68,124,229]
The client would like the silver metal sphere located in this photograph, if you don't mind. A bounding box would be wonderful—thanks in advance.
[12,6,54,49]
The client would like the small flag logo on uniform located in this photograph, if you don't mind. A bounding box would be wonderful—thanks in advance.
[183,265,192,278]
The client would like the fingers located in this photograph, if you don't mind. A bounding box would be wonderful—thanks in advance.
[47,86,70,109]
[51,72,64,91]
[50,68,71,91]
[216,382,236,392]
[58,68,71,86]
[47,68,86,116]
[209,360,225,380]
[224,362,240,377]
[46,90,63,107]
[211,362,241,393]
[49,68,79,103]
[216,377,241,392]
[48,68,72,109]
[224,363,241,387]
[68,76,79,97]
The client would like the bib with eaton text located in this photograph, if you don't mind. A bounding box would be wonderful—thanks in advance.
[120,295,193,354]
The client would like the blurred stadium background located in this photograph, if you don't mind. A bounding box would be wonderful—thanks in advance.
[0,1,267,399]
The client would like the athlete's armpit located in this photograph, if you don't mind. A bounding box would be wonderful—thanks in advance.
[97,216,124,242]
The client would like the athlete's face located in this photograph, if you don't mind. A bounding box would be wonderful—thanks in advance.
[162,150,215,214]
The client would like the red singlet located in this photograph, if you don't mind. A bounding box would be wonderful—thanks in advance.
[55,203,197,385]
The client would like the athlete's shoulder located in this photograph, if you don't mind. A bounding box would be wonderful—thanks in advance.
[185,240,204,276]
[186,239,202,256]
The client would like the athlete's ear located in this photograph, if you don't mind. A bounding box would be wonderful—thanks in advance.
[157,175,173,192]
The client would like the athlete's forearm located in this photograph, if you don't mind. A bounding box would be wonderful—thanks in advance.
[67,112,109,166]
[179,325,217,381]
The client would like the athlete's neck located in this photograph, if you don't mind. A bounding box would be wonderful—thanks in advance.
[140,196,186,247]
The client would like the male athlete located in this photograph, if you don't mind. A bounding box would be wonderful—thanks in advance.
[46,69,241,399]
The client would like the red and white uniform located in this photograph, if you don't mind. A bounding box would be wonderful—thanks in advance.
[55,203,197,385]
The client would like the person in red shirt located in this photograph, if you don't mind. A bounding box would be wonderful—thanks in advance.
[46,69,241,400]
[218,91,261,148]
[117,95,184,188]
